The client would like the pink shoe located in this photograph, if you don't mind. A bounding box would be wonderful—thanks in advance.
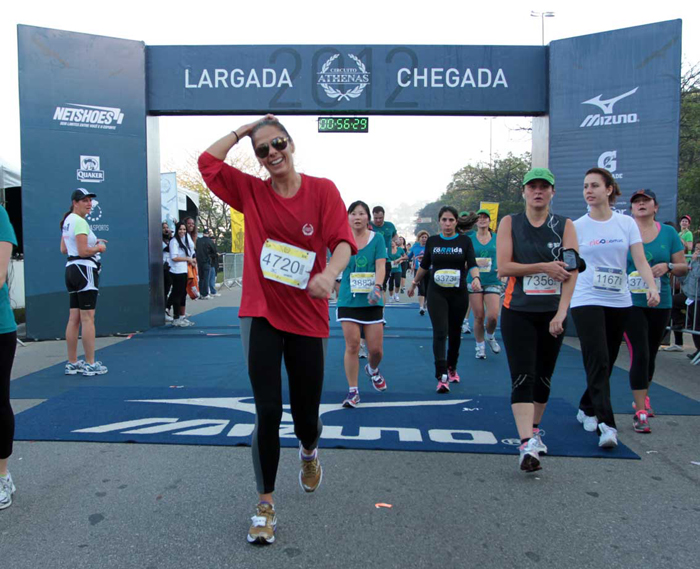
[436,375,450,393]
[447,367,460,383]
[632,396,655,418]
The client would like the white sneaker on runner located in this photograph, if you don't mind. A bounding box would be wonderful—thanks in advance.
[598,423,618,448]
[485,336,501,354]
[475,344,486,359]
[576,409,598,432]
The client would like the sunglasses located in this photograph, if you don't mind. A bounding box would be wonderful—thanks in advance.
[254,136,289,159]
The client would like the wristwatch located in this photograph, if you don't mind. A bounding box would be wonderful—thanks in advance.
[668,262,674,272]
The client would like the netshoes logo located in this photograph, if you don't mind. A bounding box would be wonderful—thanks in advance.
[580,87,639,129]
[53,104,125,130]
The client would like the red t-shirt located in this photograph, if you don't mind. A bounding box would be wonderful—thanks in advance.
[198,151,356,337]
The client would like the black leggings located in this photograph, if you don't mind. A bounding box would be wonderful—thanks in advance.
[168,272,187,315]
[572,306,631,429]
[388,272,401,293]
[427,288,469,378]
[0,331,17,460]
[500,308,565,405]
[624,307,671,391]
[241,317,325,494]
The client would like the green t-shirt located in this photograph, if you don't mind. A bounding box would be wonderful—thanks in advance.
[370,220,397,251]
[389,247,405,273]
[679,229,693,249]
[0,206,18,334]
[627,224,684,309]
[468,232,499,287]
[338,233,387,308]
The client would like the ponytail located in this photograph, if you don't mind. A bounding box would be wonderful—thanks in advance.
[59,204,75,230]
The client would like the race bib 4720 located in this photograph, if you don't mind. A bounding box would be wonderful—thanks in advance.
[260,239,316,289]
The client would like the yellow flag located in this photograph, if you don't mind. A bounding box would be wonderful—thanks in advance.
[230,208,245,253]
[480,202,499,232]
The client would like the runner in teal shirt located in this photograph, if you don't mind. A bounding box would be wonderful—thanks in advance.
[338,201,389,407]
[0,204,18,510]
[467,209,503,359]
[626,222,684,309]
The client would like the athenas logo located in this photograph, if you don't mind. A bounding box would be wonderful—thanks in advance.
[580,87,639,128]
[53,104,125,130]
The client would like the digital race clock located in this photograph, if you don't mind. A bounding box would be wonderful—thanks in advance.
[318,117,369,133]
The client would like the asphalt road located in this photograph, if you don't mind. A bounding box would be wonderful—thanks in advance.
[3,288,700,569]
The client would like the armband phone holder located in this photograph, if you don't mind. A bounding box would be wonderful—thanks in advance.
[562,248,585,273]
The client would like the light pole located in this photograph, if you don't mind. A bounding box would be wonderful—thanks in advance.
[531,11,555,46]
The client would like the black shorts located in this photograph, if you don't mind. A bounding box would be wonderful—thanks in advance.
[65,264,99,310]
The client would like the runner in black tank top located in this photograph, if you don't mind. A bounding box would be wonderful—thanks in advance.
[408,206,480,393]
[497,168,579,473]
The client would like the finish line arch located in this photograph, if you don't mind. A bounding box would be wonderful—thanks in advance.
[17,20,682,339]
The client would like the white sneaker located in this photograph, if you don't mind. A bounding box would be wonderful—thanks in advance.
[214,293,222,297]
[164,313,174,322]
[662,345,683,352]
[172,318,188,328]
[475,344,486,359]
[0,472,16,510]
[576,409,598,432]
[394,294,400,302]
[519,439,541,472]
[181,318,195,327]
[532,428,548,455]
[485,335,501,354]
[358,342,368,359]
[200,296,210,300]
[598,423,618,448]
[462,320,471,334]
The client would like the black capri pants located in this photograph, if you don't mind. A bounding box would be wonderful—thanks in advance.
[624,306,671,391]
[500,307,565,405]
[0,331,17,460]
[168,272,188,315]
[427,287,469,378]
[241,317,325,494]
[388,272,401,293]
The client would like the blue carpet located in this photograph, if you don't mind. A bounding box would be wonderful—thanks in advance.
[11,305,700,417]
[10,305,700,459]
[14,386,637,459]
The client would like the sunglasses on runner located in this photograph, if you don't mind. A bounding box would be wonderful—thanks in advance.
[254,137,289,159]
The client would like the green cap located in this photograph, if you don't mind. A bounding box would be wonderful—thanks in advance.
[458,211,470,218]
[523,167,555,187]
[476,208,491,218]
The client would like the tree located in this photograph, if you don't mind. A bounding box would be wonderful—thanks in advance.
[175,150,264,252]
[414,153,530,235]
[677,63,700,238]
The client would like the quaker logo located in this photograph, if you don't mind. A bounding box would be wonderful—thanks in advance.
[317,53,370,102]
[302,223,314,236]
[72,396,503,448]
[77,156,105,183]
[580,87,639,128]
[598,150,623,180]
[53,104,125,131]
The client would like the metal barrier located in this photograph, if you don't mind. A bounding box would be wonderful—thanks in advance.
[669,265,700,365]
[222,253,244,289]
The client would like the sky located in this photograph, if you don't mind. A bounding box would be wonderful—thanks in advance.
[2,0,698,214]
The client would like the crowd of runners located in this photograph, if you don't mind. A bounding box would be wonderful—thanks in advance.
[1,114,698,546]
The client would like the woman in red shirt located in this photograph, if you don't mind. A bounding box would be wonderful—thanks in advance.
[199,115,355,546]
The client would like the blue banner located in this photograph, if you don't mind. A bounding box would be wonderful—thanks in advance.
[147,45,547,115]
[18,25,155,339]
[548,20,682,223]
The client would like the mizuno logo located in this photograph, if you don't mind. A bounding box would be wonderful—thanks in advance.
[72,397,500,445]
[580,87,640,129]
[581,87,638,114]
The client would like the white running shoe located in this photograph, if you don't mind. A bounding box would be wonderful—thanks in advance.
[462,320,471,334]
[181,318,195,327]
[164,313,174,322]
[475,344,486,359]
[394,293,400,302]
[0,472,16,510]
[485,335,501,354]
[576,409,598,432]
[358,341,368,359]
[532,428,548,455]
[82,361,108,376]
[519,439,541,472]
[598,423,618,448]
